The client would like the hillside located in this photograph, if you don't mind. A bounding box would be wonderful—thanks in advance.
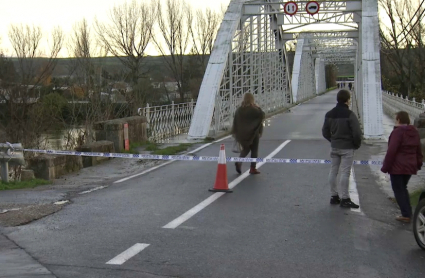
[9,53,354,81]
[9,56,171,78]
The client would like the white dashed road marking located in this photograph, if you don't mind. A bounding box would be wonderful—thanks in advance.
[106,243,150,265]
[162,140,292,229]
[349,167,362,214]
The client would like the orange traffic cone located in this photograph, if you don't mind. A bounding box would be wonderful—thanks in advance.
[209,144,233,193]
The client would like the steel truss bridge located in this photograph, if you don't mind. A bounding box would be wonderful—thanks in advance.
[188,0,383,140]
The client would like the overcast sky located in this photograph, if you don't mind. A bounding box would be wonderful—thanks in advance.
[0,0,391,57]
[0,0,231,57]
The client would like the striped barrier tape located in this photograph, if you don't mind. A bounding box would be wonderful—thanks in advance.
[23,148,384,165]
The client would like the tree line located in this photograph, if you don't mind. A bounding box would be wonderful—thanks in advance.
[379,0,425,98]
[0,0,223,150]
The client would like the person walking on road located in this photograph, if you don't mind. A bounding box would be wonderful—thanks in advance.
[232,93,265,175]
[322,90,362,208]
[381,111,423,223]
[348,83,352,91]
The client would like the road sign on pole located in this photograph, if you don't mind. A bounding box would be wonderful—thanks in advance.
[0,143,25,183]
[284,1,298,16]
[306,1,320,15]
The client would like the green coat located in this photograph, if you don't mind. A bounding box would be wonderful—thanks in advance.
[232,105,265,147]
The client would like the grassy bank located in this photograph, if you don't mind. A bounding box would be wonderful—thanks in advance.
[0,179,51,190]
[410,190,424,208]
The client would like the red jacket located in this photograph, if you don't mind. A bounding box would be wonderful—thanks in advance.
[381,125,423,175]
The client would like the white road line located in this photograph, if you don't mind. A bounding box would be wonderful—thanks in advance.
[162,140,292,229]
[79,186,107,195]
[349,167,362,214]
[114,135,232,184]
[106,243,150,265]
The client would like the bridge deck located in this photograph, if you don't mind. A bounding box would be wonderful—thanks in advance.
[4,90,425,277]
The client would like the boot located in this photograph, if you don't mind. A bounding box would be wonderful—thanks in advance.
[249,167,260,175]
[395,216,411,223]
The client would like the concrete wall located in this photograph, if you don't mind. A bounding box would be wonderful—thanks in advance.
[94,116,147,152]
[27,141,115,180]
[25,116,146,180]
[76,140,115,168]
[28,155,83,181]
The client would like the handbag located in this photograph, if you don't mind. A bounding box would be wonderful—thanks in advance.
[232,139,241,153]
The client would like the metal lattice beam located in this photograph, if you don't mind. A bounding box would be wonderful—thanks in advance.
[292,37,316,102]
[189,0,383,140]
[282,31,359,40]
[188,0,291,139]
[315,58,327,94]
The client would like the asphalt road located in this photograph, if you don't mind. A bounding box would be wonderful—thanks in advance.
[3,90,425,278]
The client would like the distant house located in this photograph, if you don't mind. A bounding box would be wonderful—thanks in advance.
[152,78,179,92]
[0,88,9,103]
[112,82,131,94]
[152,82,161,89]
[164,78,179,92]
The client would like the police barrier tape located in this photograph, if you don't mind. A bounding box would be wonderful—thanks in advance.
[23,148,384,165]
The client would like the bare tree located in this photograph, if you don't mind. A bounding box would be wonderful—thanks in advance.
[3,24,64,152]
[8,24,63,87]
[188,7,221,68]
[183,7,221,99]
[95,0,157,111]
[66,18,101,147]
[379,0,425,97]
[69,19,96,86]
[154,0,191,102]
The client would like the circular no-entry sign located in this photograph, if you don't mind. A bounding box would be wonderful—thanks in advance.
[284,1,298,16]
[306,1,320,15]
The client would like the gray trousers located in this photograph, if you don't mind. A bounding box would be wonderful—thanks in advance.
[328,148,354,199]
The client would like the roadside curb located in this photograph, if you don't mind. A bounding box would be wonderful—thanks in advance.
[0,232,56,278]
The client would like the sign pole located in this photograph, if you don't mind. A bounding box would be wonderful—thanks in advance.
[0,161,9,183]
[124,123,129,151]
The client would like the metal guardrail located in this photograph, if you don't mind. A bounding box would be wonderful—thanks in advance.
[0,143,25,182]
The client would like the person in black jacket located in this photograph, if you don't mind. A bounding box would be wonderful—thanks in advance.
[322,90,362,208]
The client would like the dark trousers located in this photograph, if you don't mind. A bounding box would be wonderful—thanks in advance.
[240,135,260,168]
[390,174,412,217]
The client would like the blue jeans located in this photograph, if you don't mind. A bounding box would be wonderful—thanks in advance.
[328,148,354,199]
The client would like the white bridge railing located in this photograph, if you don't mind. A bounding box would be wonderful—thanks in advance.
[140,91,425,143]
[382,91,425,121]
[140,91,290,143]
[139,100,195,142]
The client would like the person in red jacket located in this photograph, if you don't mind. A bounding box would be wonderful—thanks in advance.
[381,111,423,223]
